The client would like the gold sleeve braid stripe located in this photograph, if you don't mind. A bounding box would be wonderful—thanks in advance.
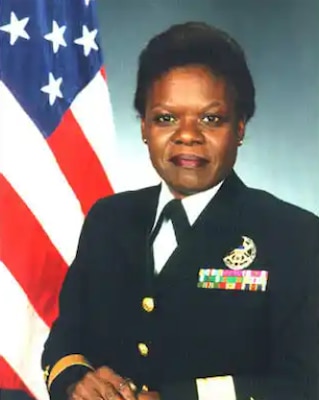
[47,354,94,390]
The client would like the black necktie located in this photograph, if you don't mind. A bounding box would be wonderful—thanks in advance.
[150,199,191,246]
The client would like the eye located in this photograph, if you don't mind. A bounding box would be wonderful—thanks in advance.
[153,113,177,125]
[201,114,225,126]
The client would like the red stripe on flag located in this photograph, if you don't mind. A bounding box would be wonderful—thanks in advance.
[0,175,67,326]
[0,357,31,394]
[47,109,113,215]
[100,66,107,80]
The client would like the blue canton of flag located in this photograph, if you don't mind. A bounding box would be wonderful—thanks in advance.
[0,0,103,138]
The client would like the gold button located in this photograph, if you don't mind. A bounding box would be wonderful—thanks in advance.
[138,342,149,356]
[141,385,149,392]
[142,297,155,312]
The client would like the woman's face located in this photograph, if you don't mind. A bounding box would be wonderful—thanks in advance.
[141,65,245,198]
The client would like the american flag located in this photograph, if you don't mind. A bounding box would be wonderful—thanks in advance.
[0,0,117,398]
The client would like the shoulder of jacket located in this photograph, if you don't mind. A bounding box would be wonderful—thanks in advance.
[245,187,319,227]
[86,185,160,218]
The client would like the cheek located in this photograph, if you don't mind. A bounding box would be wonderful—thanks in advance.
[147,142,167,170]
[148,136,170,159]
[206,134,238,166]
[209,131,237,152]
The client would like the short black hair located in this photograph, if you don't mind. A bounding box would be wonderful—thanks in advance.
[134,22,255,121]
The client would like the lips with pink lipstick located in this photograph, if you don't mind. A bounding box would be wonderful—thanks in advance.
[169,154,208,168]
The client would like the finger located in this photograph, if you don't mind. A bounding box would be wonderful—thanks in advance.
[69,392,86,400]
[117,378,137,400]
[73,382,122,400]
[96,367,137,400]
[69,380,99,400]
[95,366,122,383]
[102,381,124,400]
[71,377,102,400]
[72,371,120,400]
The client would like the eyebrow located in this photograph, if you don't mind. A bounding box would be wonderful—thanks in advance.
[150,100,225,111]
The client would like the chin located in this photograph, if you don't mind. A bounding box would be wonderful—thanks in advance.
[161,169,221,196]
[169,183,210,197]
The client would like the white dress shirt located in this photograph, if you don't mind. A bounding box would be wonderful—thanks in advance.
[152,181,223,274]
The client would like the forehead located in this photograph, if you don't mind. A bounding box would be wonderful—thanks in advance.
[147,65,234,108]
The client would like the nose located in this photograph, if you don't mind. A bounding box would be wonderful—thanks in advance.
[171,119,204,145]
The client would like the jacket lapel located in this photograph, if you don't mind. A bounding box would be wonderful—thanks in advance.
[119,185,160,286]
[155,172,247,290]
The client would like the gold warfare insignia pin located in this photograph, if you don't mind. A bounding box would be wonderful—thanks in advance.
[223,236,257,270]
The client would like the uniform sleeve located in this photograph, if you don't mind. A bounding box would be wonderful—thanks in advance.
[159,221,319,400]
[41,204,100,400]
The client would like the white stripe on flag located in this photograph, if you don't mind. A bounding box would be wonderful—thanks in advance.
[0,260,49,400]
[71,71,120,190]
[0,81,84,265]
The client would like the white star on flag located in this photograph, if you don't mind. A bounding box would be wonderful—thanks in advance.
[84,0,94,5]
[40,72,63,105]
[44,20,67,53]
[0,11,30,45]
[74,25,98,56]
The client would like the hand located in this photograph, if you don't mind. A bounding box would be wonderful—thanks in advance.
[68,366,137,400]
[138,392,160,400]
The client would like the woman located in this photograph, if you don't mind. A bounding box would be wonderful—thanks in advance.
[42,22,319,400]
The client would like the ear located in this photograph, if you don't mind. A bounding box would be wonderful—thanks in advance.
[237,118,246,145]
[141,118,147,143]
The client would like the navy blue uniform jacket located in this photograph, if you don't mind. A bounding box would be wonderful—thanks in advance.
[42,172,319,400]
